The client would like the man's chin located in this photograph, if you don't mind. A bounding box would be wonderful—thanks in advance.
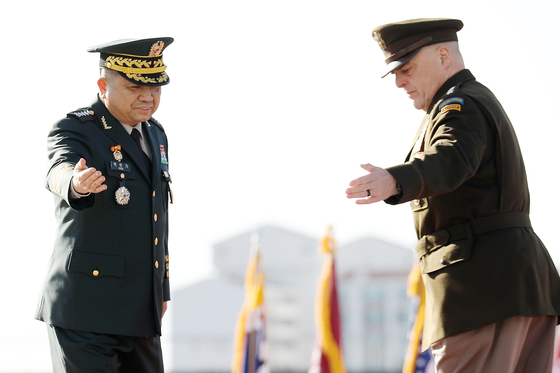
[134,113,154,123]
[412,100,426,111]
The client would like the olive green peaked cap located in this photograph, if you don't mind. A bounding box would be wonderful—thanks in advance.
[87,37,174,86]
[372,18,463,77]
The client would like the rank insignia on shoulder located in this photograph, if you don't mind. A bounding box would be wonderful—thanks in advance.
[439,97,464,113]
[72,109,94,117]
[68,109,95,122]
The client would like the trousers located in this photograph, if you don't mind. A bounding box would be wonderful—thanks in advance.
[47,324,164,373]
[431,315,557,373]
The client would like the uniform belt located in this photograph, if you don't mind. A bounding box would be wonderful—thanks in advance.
[415,212,531,258]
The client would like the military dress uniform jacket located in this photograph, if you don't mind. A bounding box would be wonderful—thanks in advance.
[385,69,560,350]
[36,96,172,337]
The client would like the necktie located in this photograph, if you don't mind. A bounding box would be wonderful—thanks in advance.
[131,128,152,176]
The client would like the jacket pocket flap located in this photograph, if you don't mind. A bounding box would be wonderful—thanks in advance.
[420,239,473,274]
[68,251,125,278]
[415,229,450,258]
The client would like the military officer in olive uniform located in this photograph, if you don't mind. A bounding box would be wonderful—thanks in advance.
[346,19,560,372]
[36,37,174,372]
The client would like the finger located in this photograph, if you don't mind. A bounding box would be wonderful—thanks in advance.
[346,185,366,196]
[356,197,381,204]
[75,158,87,172]
[346,190,369,198]
[89,174,106,189]
[84,172,105,191]
[360,163,375,172]
[92,184,107,194]
[348,174,373,187]
[75,168,98,185]
[355,198,373,204]
[349,165,377,187]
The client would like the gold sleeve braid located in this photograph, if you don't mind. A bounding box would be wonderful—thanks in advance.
[165,255,169,278]
[51,163,75,194]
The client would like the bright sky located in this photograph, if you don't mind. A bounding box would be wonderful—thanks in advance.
[2,0,559,371]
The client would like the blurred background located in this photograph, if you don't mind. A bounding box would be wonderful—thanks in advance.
[1,0,558,371]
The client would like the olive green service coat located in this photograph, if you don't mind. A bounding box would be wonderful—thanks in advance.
[36,97,171,337]
[385,69,560,351]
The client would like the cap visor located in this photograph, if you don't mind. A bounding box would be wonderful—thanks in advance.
[381,49,420,78]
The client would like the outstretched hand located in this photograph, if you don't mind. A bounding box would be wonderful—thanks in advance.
[72,158,107,195]
[346,163,398,204]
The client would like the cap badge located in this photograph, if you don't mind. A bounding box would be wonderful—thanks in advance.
[373,32,386,50]
[111,145,123,162]
[149,41,165,57]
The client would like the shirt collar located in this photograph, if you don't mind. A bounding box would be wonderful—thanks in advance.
[120,122,144,137]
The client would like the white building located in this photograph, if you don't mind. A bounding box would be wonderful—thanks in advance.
[171,226,415,373]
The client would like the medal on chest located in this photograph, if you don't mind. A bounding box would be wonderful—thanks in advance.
[115,186,131,205]
[111,145,123,162]
[110,145,132,205]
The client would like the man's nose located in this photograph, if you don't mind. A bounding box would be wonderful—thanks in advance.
[139,87,154,101]
[395,73,406,89]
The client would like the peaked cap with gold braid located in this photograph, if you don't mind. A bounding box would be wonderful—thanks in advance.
[87,37,174,86]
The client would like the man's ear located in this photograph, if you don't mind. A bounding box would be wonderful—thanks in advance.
[438,46,451,69]
[97,78,108,98]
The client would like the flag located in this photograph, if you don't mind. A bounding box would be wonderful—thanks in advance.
[552,328,560,373]
[402,262,433,373]
[309,226,346,373]
[232,234,268,373]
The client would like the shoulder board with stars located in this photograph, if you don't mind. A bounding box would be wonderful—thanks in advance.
[148,117,165,132]
[68,108,96,123]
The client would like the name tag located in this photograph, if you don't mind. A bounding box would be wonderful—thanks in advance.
[110,161,131,172]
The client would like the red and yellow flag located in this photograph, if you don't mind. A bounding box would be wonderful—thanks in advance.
[309,226,346,373]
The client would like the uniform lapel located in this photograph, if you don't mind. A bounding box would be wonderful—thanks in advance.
[405,113,430,162]
[90,98,151,182]
[143,121,160,186]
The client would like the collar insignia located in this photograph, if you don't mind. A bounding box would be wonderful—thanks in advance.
[101,116,112,130]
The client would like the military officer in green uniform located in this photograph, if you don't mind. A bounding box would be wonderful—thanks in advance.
[346,19,560,372]
[36,37,174,372]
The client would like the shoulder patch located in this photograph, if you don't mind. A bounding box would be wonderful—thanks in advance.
[439,97,464,114]
[68,108,95,122]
